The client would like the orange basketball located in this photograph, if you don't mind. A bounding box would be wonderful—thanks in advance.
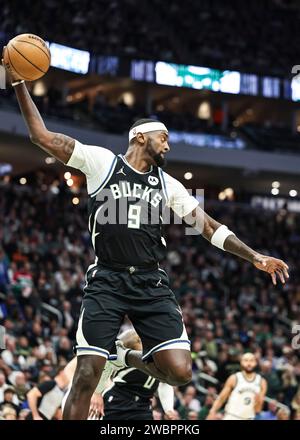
[3,34,51,81]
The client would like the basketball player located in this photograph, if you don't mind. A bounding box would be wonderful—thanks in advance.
[101,329,176,420]
[62,329,176,420]
[3,58,289,420]
[207,353,267,420]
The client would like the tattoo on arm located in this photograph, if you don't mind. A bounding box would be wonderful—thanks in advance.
[50,133,75,158]
[34,132,75,163]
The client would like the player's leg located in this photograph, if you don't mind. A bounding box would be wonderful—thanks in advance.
[63,355,106,419]
[122,347,192,386]
[63,267,127,419]
[121,269,192,386]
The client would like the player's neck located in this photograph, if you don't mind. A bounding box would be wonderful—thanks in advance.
[124,150,152,173]
[242,371,256,381]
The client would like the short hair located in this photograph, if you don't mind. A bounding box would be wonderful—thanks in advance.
[129,118,160,130]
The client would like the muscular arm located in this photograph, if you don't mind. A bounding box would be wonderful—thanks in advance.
[13,82,75,163]
[185,206,289,285]
[208,375,236,417]
[186,206,259,263]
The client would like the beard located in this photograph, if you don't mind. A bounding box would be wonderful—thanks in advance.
[146,138,167,168]
[243,366,255,373]
[153,152,167,168]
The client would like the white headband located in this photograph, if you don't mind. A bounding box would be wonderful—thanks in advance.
[129,122,168,141]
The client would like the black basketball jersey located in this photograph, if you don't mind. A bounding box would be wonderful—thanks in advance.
[88,155,167,267]
[109,366,159,400]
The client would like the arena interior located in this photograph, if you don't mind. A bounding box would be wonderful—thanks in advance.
[0,0,300,421]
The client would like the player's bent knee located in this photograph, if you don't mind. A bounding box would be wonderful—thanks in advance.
[168,363,192,386]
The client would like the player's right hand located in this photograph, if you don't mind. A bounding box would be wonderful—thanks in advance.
[1,46,21,82]
[88,392,104,419]
[206,410,217,420]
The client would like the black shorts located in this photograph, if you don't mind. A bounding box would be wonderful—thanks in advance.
[75,264,190,361]
[102,387,152,420]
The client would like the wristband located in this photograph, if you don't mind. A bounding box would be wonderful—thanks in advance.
[11,80,25,87]
[211,224,235,250]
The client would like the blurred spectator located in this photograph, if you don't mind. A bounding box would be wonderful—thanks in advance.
[256,400,278,420]
[0,247,10,294]
[1,405,17,420]
[0,387,20,415]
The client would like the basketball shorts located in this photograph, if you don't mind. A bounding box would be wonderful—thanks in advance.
[75,264,190,362]
[102,387,152,420]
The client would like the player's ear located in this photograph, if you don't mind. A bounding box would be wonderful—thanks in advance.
[136,132,146,145]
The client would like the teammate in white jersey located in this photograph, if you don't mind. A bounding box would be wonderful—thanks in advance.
[208,353,267,420]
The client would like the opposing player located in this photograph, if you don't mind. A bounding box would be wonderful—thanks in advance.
[3,56,289,420]
[61,329,176,420]
[101,329,176,420]
[207,353,267,420]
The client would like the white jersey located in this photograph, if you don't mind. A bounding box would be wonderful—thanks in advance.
[224,372,262,420]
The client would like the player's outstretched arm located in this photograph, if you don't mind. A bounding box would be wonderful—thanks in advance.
[2,48,75,163]
[186,206,289,285]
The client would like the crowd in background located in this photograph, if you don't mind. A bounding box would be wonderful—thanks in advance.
[1,0,300,75]
[0,178,299,420]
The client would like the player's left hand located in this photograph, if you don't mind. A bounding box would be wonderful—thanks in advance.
[253,253,289,285]
[88,392,104,419]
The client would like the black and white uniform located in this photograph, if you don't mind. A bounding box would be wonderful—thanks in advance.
[67,141,198,361]
[102,367,160,420]
[102,367,174,420]
[26,380,65,420]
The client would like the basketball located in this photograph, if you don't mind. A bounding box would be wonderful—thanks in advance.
[3,33,51,81]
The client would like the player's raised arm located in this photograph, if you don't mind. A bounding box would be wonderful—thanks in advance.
[2,47,75,163]
[11,81,74,163]
[185,205,289,286]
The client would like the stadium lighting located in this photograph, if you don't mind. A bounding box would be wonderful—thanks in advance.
[122,92,135,107]
[224,187,234,197]
[64,172,72,180]
[72,197,80,205]
[218,191,226,201]
[289,189,298,197]
[184,172,193,180]
[67,178,74,187]
[33,81,47,97]
[19,177,27,185]
[271,188,279,195]
[272,181,280,188]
